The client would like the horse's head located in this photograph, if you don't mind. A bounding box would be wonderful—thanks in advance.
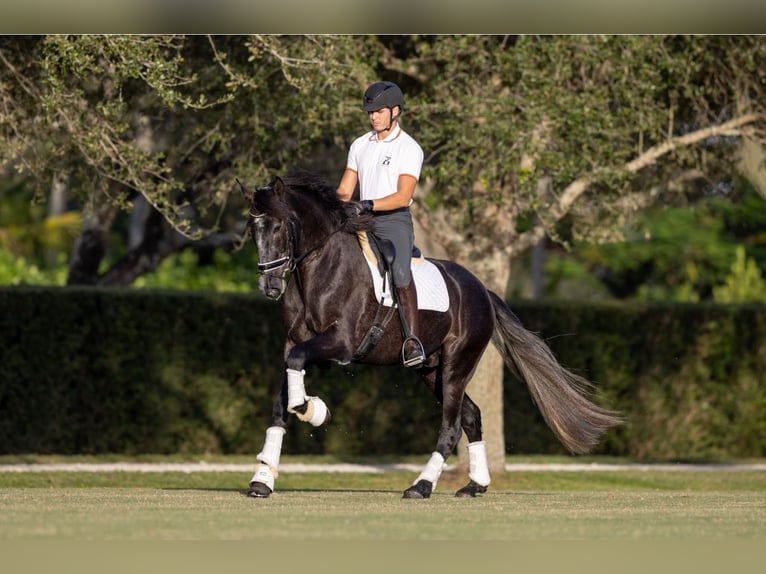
[238,177,296,301]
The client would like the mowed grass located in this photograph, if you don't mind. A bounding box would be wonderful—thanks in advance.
[1,456,764,540]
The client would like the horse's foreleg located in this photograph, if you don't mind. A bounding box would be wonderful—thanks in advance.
[286,368,331,426]
[283,331,353,427]
[248,425,286,498]
[249,384,289,499]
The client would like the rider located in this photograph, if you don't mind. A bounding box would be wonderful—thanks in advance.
[337,80,426,368]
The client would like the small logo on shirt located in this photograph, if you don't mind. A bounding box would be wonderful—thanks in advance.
[382,156,391,166]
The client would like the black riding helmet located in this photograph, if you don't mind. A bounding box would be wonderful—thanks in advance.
[361,81,404,113]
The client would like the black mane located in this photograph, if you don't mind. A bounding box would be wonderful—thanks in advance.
[280,170,374,233]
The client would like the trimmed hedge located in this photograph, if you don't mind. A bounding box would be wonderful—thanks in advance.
[1,287,764,459]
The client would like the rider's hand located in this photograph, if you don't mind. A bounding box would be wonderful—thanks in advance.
[349,200,374,216]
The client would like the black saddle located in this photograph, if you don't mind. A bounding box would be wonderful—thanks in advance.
[366,235,422,281]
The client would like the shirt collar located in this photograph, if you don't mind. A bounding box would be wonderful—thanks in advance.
[368,123,401,143]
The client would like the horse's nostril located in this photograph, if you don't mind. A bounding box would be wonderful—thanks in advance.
[266,288,282,300]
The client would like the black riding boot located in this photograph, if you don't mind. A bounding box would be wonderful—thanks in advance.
[396,282,426,367]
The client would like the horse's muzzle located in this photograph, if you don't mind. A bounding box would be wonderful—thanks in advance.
[260,275,286,300]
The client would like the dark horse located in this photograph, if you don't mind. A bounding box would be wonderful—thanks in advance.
[239,171,621,499]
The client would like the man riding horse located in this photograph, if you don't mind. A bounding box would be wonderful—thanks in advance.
[337,81,426,368]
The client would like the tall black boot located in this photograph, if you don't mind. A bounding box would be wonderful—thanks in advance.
[396,282,426,367]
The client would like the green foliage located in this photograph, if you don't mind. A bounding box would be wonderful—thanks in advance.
[561,184,766,303]
[1,35,379,240]
[403,35,766,245]
[133,248,261,293]
[3,35,766,291]
[4,35,765,245]
[541,253,612,300]
[713,246,766,303]
[0,249,67,286]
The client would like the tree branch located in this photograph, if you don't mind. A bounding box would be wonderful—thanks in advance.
[513,113,764,253]
[557,113,760,218]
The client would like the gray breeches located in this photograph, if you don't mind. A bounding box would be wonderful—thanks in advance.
[371,211,414,287]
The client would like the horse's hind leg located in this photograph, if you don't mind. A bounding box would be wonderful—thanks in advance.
[403,364,465,500]
[402,420,461,499]
[455,393,491,498]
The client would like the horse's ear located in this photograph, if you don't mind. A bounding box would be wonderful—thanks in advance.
[273,177,285,201]
[236,178,253,203]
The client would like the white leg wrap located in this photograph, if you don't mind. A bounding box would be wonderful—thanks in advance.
[286,368,307,412]
[256,426,286,470]
[468,441,491,487]
[414,451,445,488]
[251,426,286,491]
[250,464,276,491]
[295,396,329,427]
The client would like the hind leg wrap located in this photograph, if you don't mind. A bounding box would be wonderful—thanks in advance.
[467,441,491,487]
[251,426,286,491]
[414,451,446,489]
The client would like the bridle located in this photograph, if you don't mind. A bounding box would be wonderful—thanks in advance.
[249,208,342,298]
[251,210,296,276]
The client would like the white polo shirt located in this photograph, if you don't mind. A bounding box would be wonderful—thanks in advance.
[346,124,424,202]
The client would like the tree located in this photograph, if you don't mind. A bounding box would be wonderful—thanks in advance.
[1,35,379,284]
[551,181,766,302]
[377,35,766,469]
[2,35,765,471]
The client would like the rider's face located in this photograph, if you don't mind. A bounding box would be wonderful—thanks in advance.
[368,107,398,134]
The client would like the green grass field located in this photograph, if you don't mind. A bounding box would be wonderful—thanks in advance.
[1,456,764,541]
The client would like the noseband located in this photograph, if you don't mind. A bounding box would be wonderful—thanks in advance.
[251,211,296,276]
[250,209,341,298]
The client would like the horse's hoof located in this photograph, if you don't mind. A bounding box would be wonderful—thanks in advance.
[247,481,272,498]
[402,479,433,499]
[455,480,488,498]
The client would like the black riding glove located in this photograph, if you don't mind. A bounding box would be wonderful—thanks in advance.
[350,199,374,216]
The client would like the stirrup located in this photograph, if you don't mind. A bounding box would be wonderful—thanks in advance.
[402,336,426,367]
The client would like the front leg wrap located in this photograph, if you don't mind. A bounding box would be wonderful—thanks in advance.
[286,368,330,427]
[250,426,286,492]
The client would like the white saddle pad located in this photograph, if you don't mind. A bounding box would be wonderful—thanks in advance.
[363,254,450,312]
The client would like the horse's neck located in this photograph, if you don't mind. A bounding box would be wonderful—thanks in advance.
[297,228,364,276]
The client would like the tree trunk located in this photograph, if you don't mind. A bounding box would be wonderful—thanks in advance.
[67,186,246,287]
[98,206,177,286]
[45,173,68,267]
[66,186,119,286]
[738,137,766,199]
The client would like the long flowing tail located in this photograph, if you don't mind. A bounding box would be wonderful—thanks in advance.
[488,291,623,454]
